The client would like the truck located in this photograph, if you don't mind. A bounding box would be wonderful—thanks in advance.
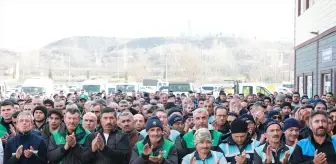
[168,82,194,95]
[116,82,140,95]
[21,77,54,96]
[82,79,108,94]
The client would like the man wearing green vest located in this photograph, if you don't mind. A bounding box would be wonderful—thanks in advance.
[175,108,223,163]
[130,116,178,164]
[47,108,91,164]
[0,101,15,144]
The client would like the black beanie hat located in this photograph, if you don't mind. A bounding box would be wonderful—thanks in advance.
[230,119,248,133]
[145,116,163,131]
[33,105,48,118]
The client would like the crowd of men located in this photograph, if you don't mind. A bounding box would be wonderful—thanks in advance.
[0,89,335,164]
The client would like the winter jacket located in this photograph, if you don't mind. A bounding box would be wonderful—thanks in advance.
[40,123,65,146]
[47,125,90,164]
[175,129,222,163]
[129,137,178,164]
[218,136,259,164]
[182,150,227,164]
[4,131,47,164]
[254,142,294,164]
[82,128,130,164]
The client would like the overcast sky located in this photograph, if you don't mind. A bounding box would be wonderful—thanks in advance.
[0,0,294,51]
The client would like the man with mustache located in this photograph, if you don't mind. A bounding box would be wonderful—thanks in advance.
[118,111,143,163]
[254,119,292,164]
[175,108,222,163]
[182,128,227,164]
[47,108,91,164]
[282,118,301,148]
[218,119,260,164]
[130,116,178,164]
[84,107,130,164]
[290,110,336,163]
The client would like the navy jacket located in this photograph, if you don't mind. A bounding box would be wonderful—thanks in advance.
[4,131,47,164]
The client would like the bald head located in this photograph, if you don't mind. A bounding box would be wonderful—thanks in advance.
[82,112,98,132]
[133,114,145,131]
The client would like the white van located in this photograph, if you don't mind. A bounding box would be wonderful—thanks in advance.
[82,79,108,94]
[116,82,140,95]
[168,82,194,95]
[22,78,54,96]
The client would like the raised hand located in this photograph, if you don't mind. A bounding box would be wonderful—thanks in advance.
[91,137,99,152]
[149,150,163,163]
[282,151,290,164]
[235,151,247,164]
[266,146,273,164]
[143,143,153,156]
[1,133,9,144]
[24,146,34,158]
[313,150,327,164]
[16,145,23,159]
[9,124,17,136]
[97,133,105,150]
[190,156,196,164]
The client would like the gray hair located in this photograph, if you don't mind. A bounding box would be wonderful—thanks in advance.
[17,111,34,122]
[193,108,208,117]
[66,102,78,110]
[119,100,128,105]
[194,128,212,145]
[117,111,134,120]
[84,101,94,110]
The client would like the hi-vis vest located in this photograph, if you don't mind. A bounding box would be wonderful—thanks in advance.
[255,143,294,163]
[135,139,174,159]
[52,126,90,145]
[298,136,336,157]
[182,150,225,164]
[219,139,260,160]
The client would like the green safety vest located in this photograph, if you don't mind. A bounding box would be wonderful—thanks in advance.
[52,126,90,145]
[136,139,174,159]
[183,130,222,148]
[0,124,7,138]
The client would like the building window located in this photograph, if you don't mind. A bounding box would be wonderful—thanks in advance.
[299,76,304,96]
[321,73,331,95]
[298,0,301,16]
[301,0,307,13]
[306,75,313,98]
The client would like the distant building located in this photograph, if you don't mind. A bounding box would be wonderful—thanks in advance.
[294,0,336,97]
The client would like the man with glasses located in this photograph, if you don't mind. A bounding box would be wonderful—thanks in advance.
[212,106,230,135]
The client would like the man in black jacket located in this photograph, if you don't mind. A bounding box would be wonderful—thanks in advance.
[83,107,130,164]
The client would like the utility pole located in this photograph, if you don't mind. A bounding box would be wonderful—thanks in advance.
[68,55,71,85]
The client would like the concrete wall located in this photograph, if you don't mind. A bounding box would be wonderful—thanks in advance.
[295,0,336,46]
